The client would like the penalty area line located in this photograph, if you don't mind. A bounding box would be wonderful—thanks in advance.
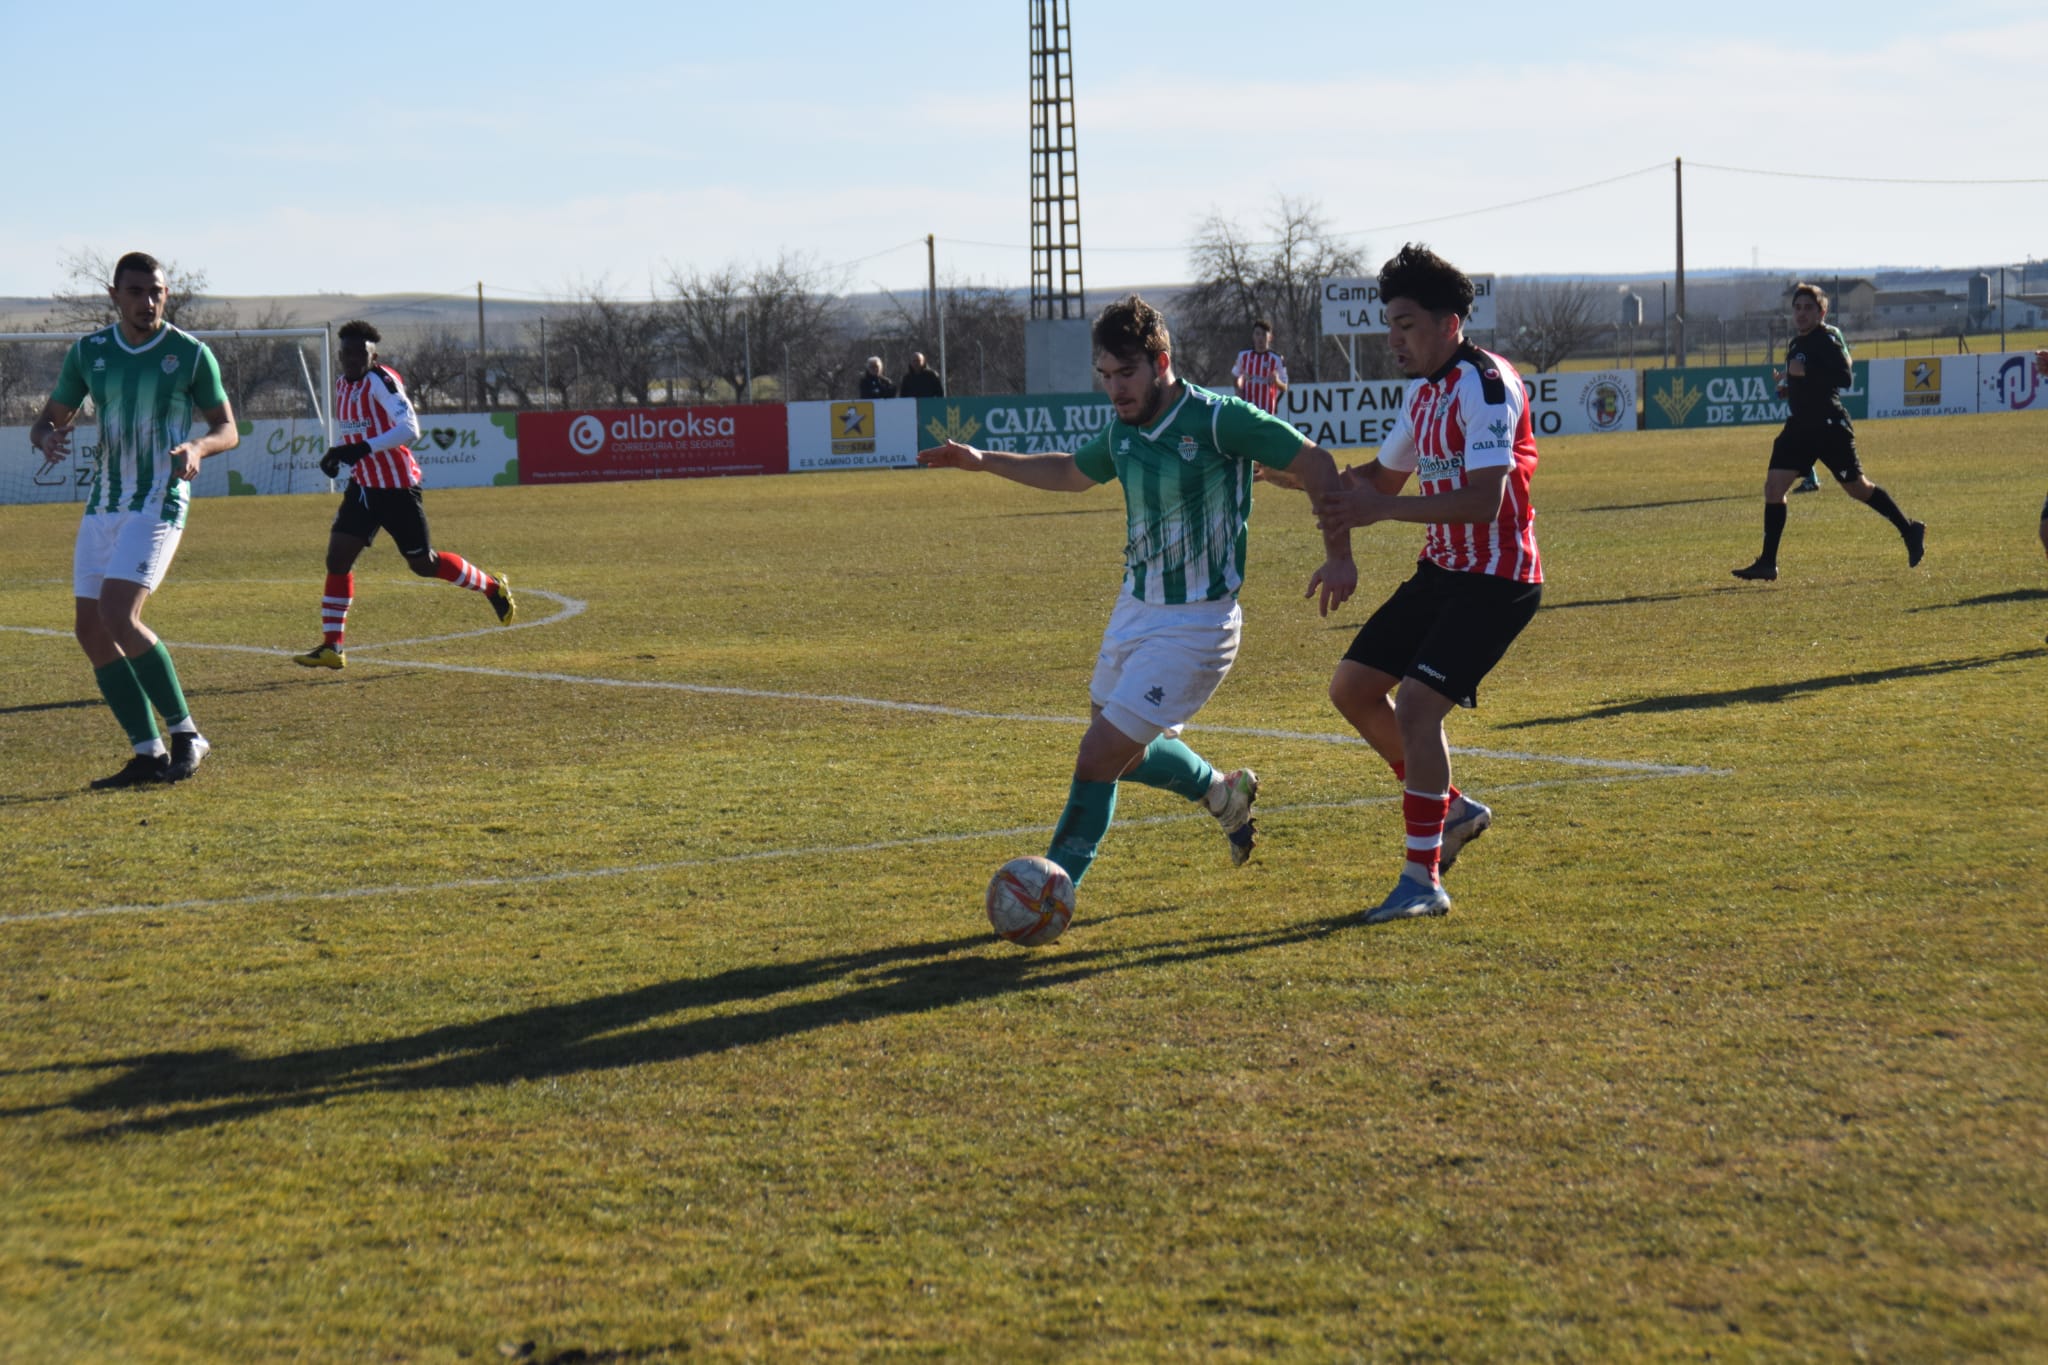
[3,769,1718,928]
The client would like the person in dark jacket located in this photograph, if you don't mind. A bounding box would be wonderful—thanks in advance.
[1732,283,1924,581]
[858,357,896,400]
[898,351,945,398]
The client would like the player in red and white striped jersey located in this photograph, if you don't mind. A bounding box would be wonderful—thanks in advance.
[292,320,515,670]
[1306,244,1544,925]
[1231,321,1289,414]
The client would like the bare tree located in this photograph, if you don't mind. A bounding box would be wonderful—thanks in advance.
[546,284,667,406]
[384,323,476,412]
[868,277,1026,397]
[666,254,846,402]
[1179,197,1368,388]
[45,248,230,334]
[1498,278,1608,374]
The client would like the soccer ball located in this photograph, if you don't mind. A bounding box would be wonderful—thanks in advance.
[985,856,1075,947]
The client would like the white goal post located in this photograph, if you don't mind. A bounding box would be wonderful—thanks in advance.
[0,326,334,507]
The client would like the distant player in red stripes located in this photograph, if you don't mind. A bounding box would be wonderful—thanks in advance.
[1306,244,1543,924]
[1231,320,1289,414]
[293,321,515,669]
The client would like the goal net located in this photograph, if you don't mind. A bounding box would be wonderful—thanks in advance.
[0,326,334,507]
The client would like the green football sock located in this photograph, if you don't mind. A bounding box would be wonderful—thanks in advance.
[129,640,193,728]
[1124,736,1215,802]
[93,657,161,746]
[1047,778,1117,886]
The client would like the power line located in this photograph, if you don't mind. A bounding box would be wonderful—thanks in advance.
[1689,160,2048,186]
[941,162,1675,257]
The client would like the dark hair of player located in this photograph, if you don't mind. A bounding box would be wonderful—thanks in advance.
[111,251,163,285]
[1377,242,1476,320]
[337,320,383,346]
[1253,319,1272,333]
[1093,294,1171,364]
[1790,282,1829,313]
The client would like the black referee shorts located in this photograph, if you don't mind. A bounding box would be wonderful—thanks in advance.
[332,484,433,558]
[1770,420,1862,483]
[1342,559,1541,708]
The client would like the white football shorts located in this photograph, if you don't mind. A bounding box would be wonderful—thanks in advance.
[1089,591,1242,745]
[73,510,185,597]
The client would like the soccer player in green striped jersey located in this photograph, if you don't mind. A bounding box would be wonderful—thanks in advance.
[28,252,239,789]
[918,294,1356,907]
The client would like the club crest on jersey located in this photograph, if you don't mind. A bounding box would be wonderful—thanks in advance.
[1177,436,1200,462]
[161,355,179,375]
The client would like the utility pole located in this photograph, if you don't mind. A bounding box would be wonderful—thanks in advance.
[476,282,488,409]
[926,233,938,343]
[1674,157,1686,369]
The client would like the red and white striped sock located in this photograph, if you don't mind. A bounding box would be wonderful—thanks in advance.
[1389,760,1460,807]
[433,553,495,595]
[321,572,353,647]
[1402,787,1451,884]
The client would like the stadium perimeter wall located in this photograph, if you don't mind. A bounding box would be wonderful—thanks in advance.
[2,356,2038,505]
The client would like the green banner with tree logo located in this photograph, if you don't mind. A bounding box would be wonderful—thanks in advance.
[1643,363,1867,430]
[916,392,1112,454]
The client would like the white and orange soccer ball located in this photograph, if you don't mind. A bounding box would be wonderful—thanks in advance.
[984,855,1075,947]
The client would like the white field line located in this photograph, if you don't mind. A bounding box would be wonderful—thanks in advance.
[1,615,1723,779]
[0,770,1703,927]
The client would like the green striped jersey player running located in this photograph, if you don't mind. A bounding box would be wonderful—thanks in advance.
[918,294,1356,912]
[28,251,239,789]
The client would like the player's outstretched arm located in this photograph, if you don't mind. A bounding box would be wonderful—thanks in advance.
[1289,443,1357,618]
[916,440,1096,492]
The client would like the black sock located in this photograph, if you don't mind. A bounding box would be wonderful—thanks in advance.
[1761,502,1788,564]
[1865,486,1912,534]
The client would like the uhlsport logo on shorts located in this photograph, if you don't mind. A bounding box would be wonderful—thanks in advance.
[569,415,607,456]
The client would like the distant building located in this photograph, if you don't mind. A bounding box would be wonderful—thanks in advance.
[1874,289,1969,331]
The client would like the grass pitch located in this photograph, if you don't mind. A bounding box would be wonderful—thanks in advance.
[2,413,2045,1360]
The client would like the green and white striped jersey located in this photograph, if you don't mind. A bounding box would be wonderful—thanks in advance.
[1073,382,1307,605]
[51,323,227,524]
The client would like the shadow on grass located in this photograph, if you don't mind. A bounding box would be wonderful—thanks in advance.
[1502,647,2048,727]
[0,676,332,721]
[26,906,1365,1137]
[1541,586,1752,612]
[1908,587,2048,613]
[1573,495,1751,513]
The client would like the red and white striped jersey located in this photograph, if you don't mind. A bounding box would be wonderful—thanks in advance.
[336,363,423,488]
[1377,343,1542,584]
[1232,348,1288,414]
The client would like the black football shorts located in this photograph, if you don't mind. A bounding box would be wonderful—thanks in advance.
[1342,559,1541,708]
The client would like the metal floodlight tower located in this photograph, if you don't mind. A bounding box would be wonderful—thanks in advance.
[1029,0,1085,321]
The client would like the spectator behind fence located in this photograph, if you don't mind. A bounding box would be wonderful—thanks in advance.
[859,357,897,400]
[898,351,945,399]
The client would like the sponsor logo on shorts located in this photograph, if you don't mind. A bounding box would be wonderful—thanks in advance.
[1416,663,1446,681]
[1144,685,1165,705]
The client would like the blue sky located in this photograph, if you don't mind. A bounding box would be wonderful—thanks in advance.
[4,1,2043,300]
